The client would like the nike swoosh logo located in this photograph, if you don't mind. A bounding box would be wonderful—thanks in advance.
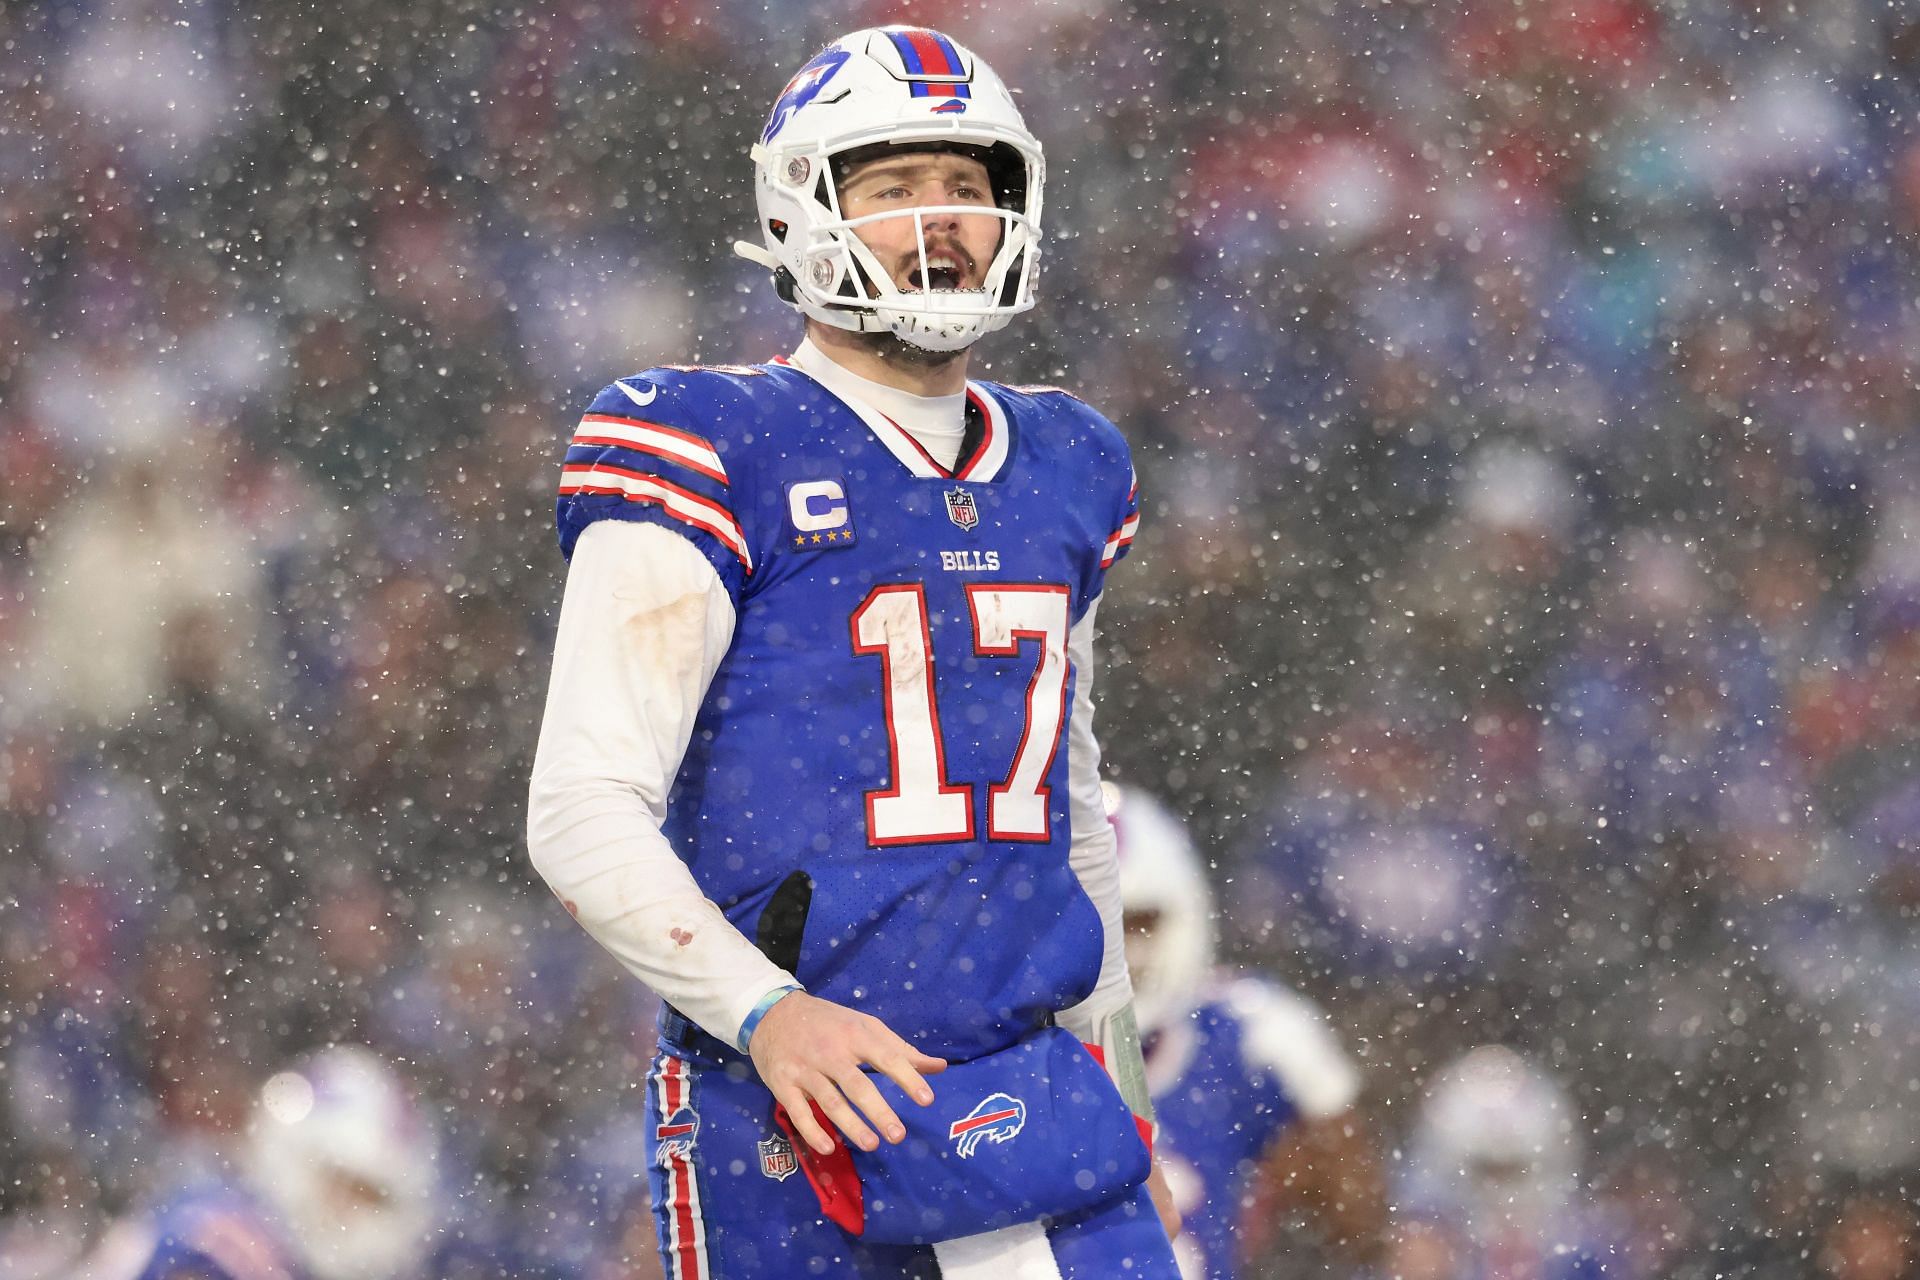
[617,380,659,408]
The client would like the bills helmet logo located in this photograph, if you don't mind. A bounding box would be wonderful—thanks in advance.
[949,1092,1026,1158]
[655,1106,700,1168]
[757,1133,799,1181]
[944,487,980,532]
[762,48,852,144]
[931,98,968,114]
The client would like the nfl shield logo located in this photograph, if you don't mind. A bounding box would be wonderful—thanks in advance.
[944,487,980,532]
[758,1133,799,1181]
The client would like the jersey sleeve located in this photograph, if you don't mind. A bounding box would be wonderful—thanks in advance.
[555,375,753,603]
[1053,595,1154,1125]
[527,520,800,1047]
[1225,979,1363,1121]
[1099,460,1141,571]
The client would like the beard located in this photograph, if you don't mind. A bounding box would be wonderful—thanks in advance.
[848,326,975,370]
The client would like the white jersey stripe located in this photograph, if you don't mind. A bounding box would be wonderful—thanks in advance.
[959,383,1011,482]
[1100,513,1141,567]
[673,1058,713,1280]
[574,415,730,485]
[559,465,752,569]
[654,1058,684,1278]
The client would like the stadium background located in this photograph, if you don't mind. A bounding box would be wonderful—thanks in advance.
[3,0,1917,1274]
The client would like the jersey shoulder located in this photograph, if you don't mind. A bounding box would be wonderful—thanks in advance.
[980,380,1137,529]
[581,363,781,449]
[985,381,1131,457]
[133,1186,299,1280]
[1207,975,1363,1121]
[559,362,809,578]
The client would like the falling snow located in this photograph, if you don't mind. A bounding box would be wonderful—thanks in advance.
[2,1,1917,1277]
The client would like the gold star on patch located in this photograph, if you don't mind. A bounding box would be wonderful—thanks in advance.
[811,533,823,544]
[793,535,806,547]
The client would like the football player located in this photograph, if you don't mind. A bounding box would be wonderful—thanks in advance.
[1390,1045,1599,1280]
[527,25,1174,1280]
[1109,783,1386,1280]
[83,1046,439,1280]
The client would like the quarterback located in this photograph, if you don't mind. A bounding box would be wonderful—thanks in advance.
[528,26,1176,1280]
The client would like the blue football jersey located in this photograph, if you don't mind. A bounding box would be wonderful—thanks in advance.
[91,1182,305,1280]
[555,360,1140,1063]
[1146,980,1361,1280]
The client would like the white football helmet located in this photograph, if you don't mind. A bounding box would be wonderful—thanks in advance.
[244,1046,439,1280]
[1403,1046,1581,1240]
[734,27,1045,353]
[1107,783,1216,1035]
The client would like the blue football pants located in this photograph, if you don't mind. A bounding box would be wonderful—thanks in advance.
[643,1049,1179,1279]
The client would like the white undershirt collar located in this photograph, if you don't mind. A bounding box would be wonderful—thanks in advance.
[788,337,967,471]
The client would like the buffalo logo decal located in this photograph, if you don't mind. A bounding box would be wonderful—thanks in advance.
[949,1092,1026,1158]
[654,1106,700,1168]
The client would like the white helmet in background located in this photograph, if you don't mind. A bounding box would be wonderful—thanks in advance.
[1403,1045,1581,1240]
[1107,783,1216,1035]
[734,26,1045,352]
[244,1046,439,1280]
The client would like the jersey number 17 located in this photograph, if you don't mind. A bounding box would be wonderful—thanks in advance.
[851,583,1071,846]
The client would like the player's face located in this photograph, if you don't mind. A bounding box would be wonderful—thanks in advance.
[1123,907,1162,987]
[836,152,1001,296]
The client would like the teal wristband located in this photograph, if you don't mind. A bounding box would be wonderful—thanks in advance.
[737,984,802,1053]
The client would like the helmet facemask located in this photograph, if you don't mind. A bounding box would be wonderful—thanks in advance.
[781,141,1040,352]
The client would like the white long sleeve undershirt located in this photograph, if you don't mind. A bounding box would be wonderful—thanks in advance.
[527,356,1139,1073]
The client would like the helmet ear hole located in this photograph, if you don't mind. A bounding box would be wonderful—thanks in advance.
[984,142,1028,213]
[774,267,798,303]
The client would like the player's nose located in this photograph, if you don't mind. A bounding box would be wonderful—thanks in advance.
[919,203,962,231]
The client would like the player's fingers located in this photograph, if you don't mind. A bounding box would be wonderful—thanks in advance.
[773,1083,836,1157]
[810,1077,883,1153]
[834,1066,908,1143]
[873,1050,940,1107]
[860,1021,947,1096]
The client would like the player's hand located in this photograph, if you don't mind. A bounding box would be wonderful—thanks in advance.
[1147,1157,1182,1241]
[748,990,947,1156]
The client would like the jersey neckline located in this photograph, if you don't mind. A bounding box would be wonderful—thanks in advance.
[769,354,1013,483]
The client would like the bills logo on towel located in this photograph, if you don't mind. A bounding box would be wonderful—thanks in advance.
[948,1092,1026,1158]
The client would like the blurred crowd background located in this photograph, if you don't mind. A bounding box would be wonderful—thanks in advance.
[4,0,1919,1275]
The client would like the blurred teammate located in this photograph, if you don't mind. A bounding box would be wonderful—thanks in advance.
[1109,784,1386,1279]
[1390,1045,1600,1280]
[83,1046,439,1280]
[528,25,1173,1280]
